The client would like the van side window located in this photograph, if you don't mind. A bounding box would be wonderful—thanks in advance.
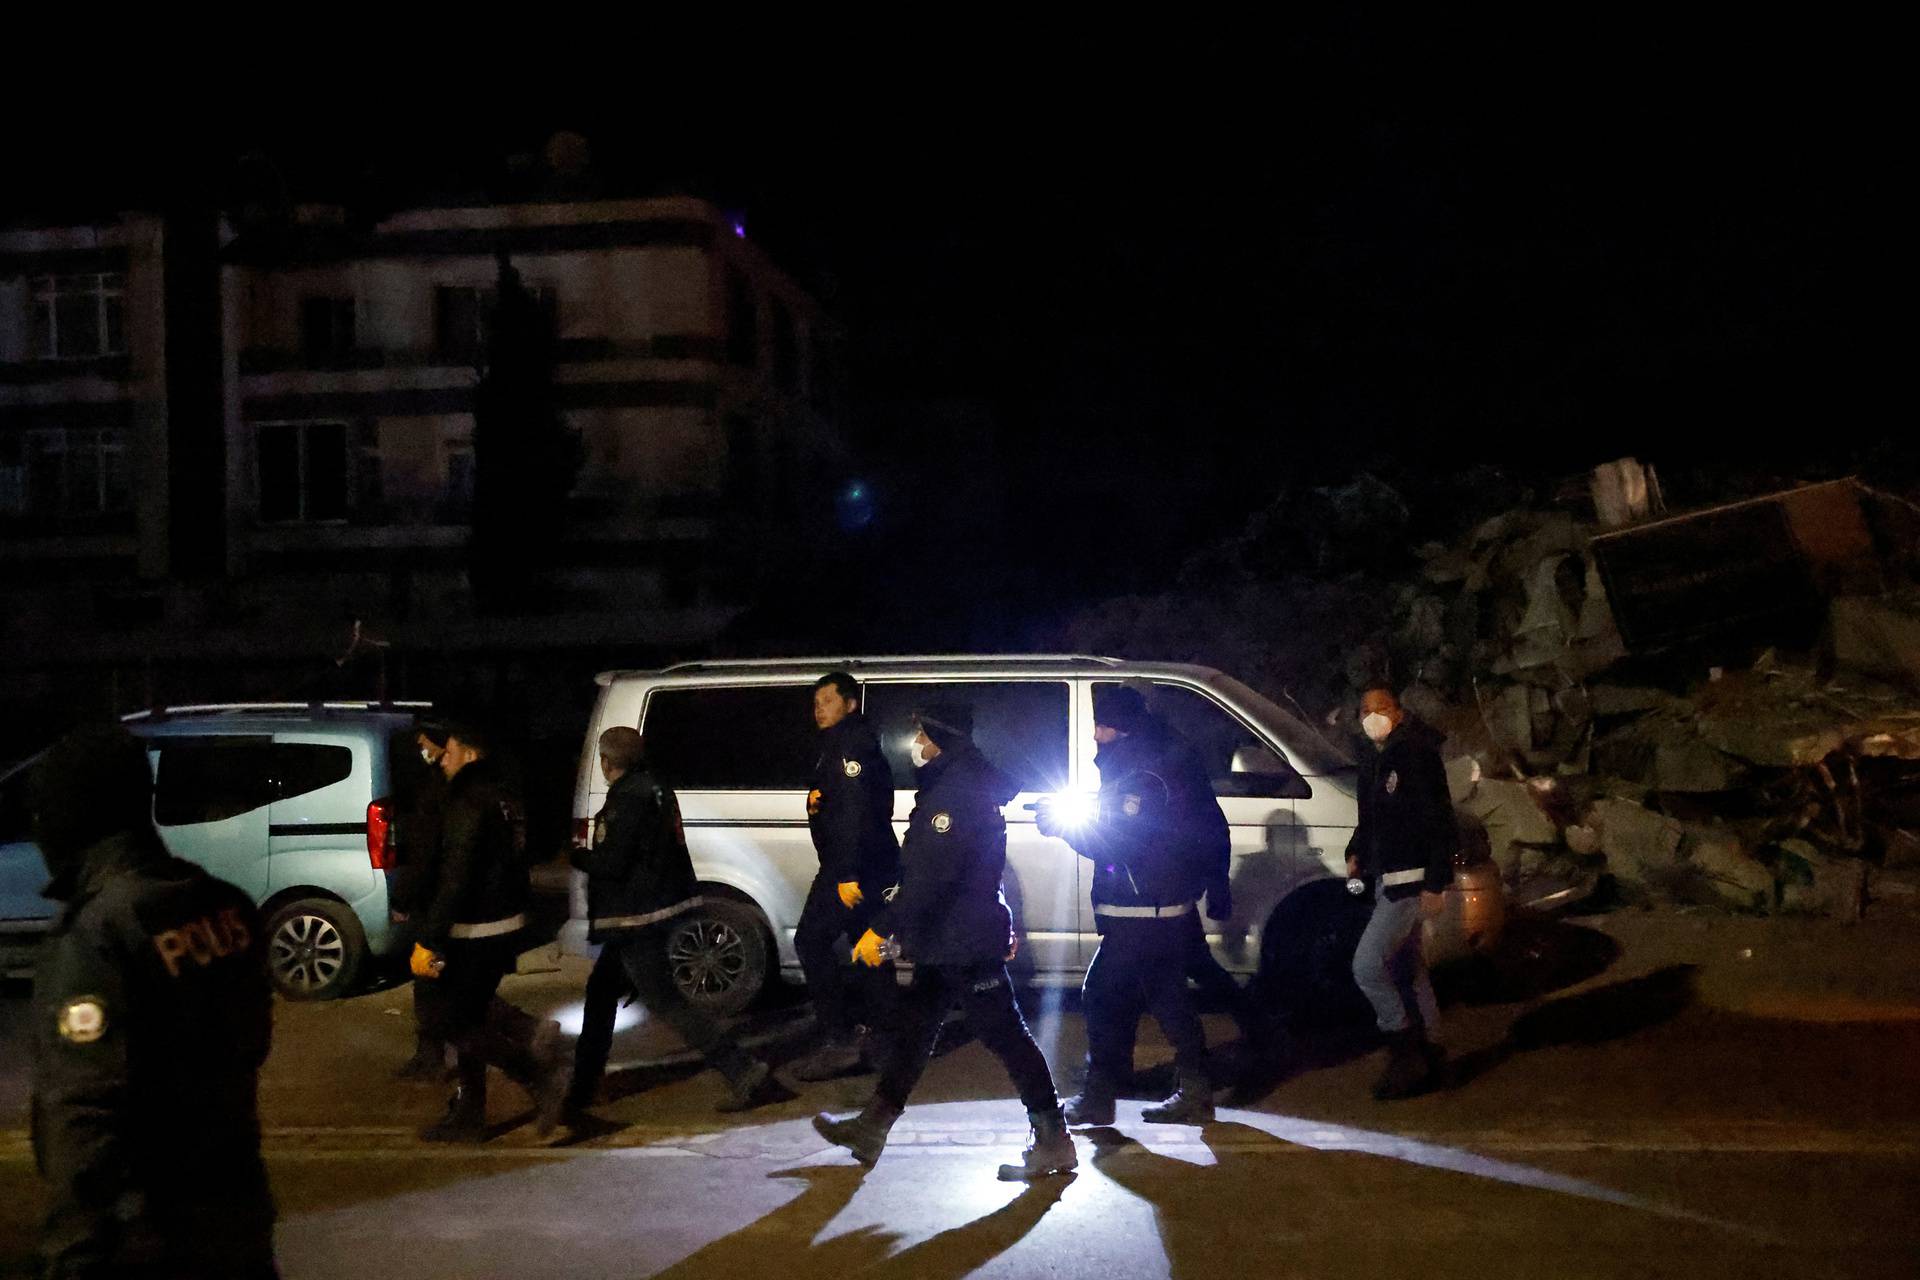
[864,681,1071,794]
[274,745,354,805]
[154,738,279,826]
[642,686,817,790]
[1097,682,1311,800]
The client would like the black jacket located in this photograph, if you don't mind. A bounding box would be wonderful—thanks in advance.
[387,755,445,916]
[1345,720,1458,899]
[807,714,900,888]
[1066,721,1230,919]
[871,742,1018,966]
[421,757,530,947]
[31,831,274,1277]
[571,766,700,943]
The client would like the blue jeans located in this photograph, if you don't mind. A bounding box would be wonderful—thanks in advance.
[1351,893,1440,1037]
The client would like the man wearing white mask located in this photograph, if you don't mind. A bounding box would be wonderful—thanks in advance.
[1346,685,1456,1099]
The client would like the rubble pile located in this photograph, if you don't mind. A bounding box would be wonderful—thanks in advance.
[1390,496,1920,919]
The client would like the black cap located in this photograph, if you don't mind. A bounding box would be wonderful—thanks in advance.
[914,700,974,752]
[32,723,155,896]
[1093,685,1149,734]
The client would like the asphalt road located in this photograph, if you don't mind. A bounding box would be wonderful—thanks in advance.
[3,909,1919,1278]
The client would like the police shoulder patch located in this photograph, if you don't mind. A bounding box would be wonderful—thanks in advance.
[931,813,953,834]
[843,758,863,778]
[57,996,107,1044]
[1122,794,1143,818]
[1385,770,1400,795]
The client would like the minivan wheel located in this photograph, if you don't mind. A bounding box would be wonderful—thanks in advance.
[265,897,366,1001]
[664,898,769,1017]
[1254,879,1375,1031]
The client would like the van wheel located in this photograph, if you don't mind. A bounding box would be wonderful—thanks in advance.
[265,897,366,1001]
[1255,879,1374,1030]
[664,898,769,1017]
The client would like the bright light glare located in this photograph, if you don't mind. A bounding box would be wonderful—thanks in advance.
[1045,793,1097,828]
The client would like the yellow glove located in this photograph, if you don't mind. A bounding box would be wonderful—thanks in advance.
[850,929,887,967]
[836,880,865,909]
[410,943,444,979]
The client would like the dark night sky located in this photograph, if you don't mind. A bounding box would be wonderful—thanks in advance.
[5,36,1900,617]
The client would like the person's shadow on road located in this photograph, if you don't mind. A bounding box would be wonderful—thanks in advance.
[648,1163,1072,1279]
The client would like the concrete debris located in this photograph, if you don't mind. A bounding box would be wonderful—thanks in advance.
[1772,838,1870,919]
[1683,827,1774,912]
[1591,797,1685,890]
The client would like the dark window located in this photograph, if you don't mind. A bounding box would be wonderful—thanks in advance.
[274,744,355,803]
[726,268,758,366]
[257,422,348,522]
[299,296,355,359]
[435,286,486,360]
[864,681,1071,794]
[153,739,354,827]
[1098,682,1310,799]
[770,300,798,392]
[31,274,125,360]
[154,739,279,826]
[642,685,818,790]
[6,429,131,519]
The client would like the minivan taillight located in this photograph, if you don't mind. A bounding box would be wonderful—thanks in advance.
[572,818,591,850]
[368,797,394,870]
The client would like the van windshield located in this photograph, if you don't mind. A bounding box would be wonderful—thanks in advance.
[1204,674,1358,777]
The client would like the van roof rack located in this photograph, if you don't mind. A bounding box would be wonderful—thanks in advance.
[649,654,1126,676]
[121,700,433,723]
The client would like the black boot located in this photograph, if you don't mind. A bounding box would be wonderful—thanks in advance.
[1062,1075,1118,1127]
[792,1035,869,1082]
[420,1079,488,1143]
[812,1100,902,1167]
[393,1037,446,1082]
[1371,1029,1437,1100]
[1141,1069,1215,1125]
[714,1059,791,1113]
[997,1110,1079,1180]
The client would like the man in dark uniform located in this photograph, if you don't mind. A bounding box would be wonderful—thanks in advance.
[791,671,901,1082]
[814,702,1076,1180]
[29,724,277,1278]
[566,727,783,1117]
[1038,685,1228,1127]
[1346,685,1456,1099]
[411,718,569,1142]
[389,716,451,1079]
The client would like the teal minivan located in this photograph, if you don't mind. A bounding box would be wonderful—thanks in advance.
[0,702,430,999]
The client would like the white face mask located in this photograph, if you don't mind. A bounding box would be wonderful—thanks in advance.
[1362,712,1395,743]
[420,746,438,765]
[908,738,934,769]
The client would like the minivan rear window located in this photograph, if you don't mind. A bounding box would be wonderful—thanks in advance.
[642,686,818,790]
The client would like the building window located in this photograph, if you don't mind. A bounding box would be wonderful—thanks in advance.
[299,296,356,360]
[354,421,383,514]
[443,443,474,521]
[0,428,130,519]
[725,268,757,366]
[257,421,348,523]
[31,274,126,360]
[770,300,799,393]
[434,284,556,362]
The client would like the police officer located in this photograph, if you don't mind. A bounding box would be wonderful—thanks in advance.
[411,718,569,1142]
[813,702,1076,1180]
[791,671,901,1082]
[566,727,783,1117]
[1038,685,1229,1127]
[1346,685,1455,1099]
[29,724,278,1278]
[389,716,451,1079]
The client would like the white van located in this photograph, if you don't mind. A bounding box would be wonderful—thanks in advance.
[567,656,1505,1018]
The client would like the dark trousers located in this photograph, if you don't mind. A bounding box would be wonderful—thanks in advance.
[794,871,895,1039]
[874,961,1059,1116]
[1181,911,1244,1008]
[571,926,756,1105]
[1083,916,1209,1088]
[417,934,544,1100]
